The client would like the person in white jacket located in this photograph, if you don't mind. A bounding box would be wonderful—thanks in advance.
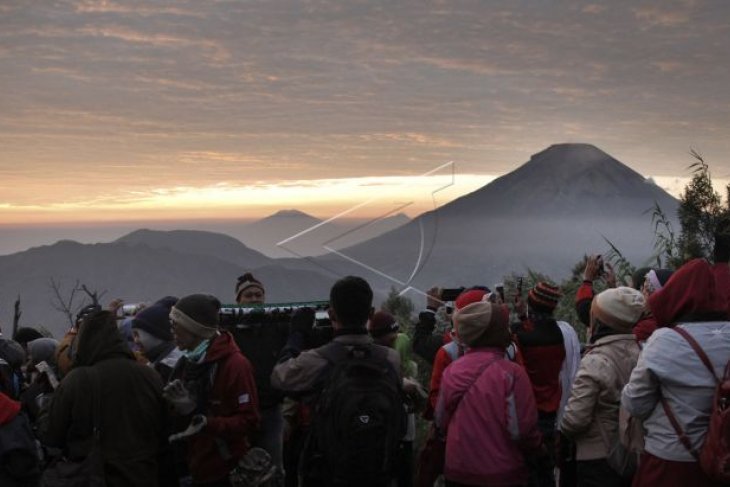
[621,258,730,487]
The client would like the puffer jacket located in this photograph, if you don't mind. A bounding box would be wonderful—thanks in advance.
[560,334,640,460]
[435,348,542,486]
[622,259,730,462]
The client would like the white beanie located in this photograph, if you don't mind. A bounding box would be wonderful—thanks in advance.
[591,287,645,332]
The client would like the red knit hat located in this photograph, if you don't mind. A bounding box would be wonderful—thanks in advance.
[528,282,562,313]
[368,310,399,338]
[455,289,488,310]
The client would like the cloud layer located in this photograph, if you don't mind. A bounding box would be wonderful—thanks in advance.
[1,0,729,219]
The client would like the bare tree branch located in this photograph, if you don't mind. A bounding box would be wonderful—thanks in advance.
[49,277,79,328]
[12,295,21,337]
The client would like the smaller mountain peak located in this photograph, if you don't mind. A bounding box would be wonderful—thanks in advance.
[269,209,314,218]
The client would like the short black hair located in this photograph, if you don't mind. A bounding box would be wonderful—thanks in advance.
[329,276,373,329]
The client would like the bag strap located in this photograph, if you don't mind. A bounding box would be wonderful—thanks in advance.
[672,327,720,384]
[656,326,718,460]
[451,356,501,417]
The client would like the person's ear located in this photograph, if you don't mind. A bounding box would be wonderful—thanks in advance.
[368,307,375,319]
[328,308,338,324]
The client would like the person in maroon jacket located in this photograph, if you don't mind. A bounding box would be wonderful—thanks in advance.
[165,294,260,487]
[511,282,565,487]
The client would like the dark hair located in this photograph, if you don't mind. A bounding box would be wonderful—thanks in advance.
[329,276,373,329]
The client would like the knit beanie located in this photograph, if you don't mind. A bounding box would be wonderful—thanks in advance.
[456,289,490,310]
[27,338,59,367]
[368,310,399,338]
[528,282,561,314]
[169,294,220,339]
[591,287,646,333]
[235,273,265,301]
[133,299,177,342]
[453,301,511,349]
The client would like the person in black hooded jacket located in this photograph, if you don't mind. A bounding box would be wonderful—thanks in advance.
[43,310,171,487]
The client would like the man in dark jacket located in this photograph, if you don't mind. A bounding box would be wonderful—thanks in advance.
[166,293,260,486]
[230,273,288,475]
[43,310,169,487]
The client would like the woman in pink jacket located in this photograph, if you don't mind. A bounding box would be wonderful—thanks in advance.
[436,301,544,487]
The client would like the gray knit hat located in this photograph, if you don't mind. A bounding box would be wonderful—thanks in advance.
[169,294,220,339]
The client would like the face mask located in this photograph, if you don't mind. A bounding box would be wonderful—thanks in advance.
[183,339,210,362]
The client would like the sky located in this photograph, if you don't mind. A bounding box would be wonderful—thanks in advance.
[2,0,730,227]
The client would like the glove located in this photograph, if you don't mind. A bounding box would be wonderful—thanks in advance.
[163,379,196,416]
[289,307,315,337]
[168,414,207,442]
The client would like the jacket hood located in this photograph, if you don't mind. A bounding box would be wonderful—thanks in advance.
[74,311,135,367]
[649,258,728,326]
[202,331,240,363]
[0,391,20,425]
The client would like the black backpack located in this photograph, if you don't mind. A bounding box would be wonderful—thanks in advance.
[301,342,406,487]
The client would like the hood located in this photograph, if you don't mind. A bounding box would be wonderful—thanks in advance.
[202,331,240,363]
[649,258,728,326]
[74,311,135,367]
[0,338,26,368]
[28,338,60,367]
[0,391,21,425]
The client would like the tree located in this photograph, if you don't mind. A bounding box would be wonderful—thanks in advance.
[49,278,107,327]
[382,287,415,333]
[673,150,730,265]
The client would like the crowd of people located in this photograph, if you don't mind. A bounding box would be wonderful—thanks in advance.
[1,243,730,486]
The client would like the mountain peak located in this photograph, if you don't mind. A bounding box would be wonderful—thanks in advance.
[269,209,315,219]
[444,143,676,218]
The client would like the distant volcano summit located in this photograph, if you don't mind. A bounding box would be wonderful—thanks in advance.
[445,143,675,218]
[310,143,680,290]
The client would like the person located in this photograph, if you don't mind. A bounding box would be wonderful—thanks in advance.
[621,258,730,486]
[272,276,402,487]
[132,297,183,383]
[20,337,59,426]
[368,310,423,487]
[0,335,25,399]
[413,286,454,364]
[559,287,645,487]
[229,272,289,478]
[166,293,260,486]
[512,282,579,487]
[55,303,101,377]
[42,310,169,486]
[632,268,673,342]
[0,390,40,486]
[436,301,543,486]
[574,255,618,328]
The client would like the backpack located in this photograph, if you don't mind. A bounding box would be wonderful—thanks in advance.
[300,342,406,487]
[661,327,730,483]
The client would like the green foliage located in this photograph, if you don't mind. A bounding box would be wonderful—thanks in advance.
[648,201,679,268]
[674,150,729,264]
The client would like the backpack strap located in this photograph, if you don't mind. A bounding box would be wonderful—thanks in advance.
[658,326,720,460]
